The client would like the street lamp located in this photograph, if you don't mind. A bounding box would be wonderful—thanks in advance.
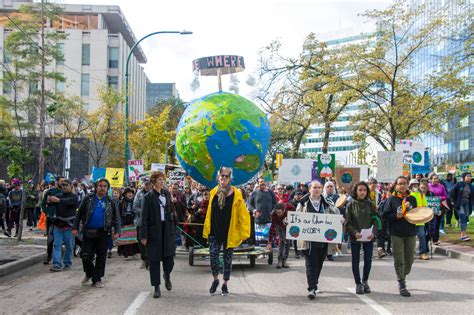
[124,30,192,183]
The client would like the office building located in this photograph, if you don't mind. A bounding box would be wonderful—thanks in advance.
[146,82,179,112]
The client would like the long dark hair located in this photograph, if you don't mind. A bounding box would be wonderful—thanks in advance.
[350,181,370,200]
[391,176,409,193]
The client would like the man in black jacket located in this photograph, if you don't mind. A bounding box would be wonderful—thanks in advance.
[48,179,78,272]
[73,178,121,288]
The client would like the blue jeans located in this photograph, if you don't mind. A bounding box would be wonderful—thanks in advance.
[52,226,74,268]
[350,241,373,285]
[458,202,469,232]
[416,226,427,254]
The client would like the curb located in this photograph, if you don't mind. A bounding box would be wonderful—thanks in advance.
[0,252,46,277]
[433,245,474,264]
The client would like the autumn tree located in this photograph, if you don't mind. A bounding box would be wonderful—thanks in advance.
[346,0,471,150]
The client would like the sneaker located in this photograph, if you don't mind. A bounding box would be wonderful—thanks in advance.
[4,230,11,237]
[386,249,392,256]
[307,289,316,300]
[63,265,71,271]
[50,266,62,272]
[399,287,411,297]
[377,248,386,259]
[282,259,289,268]
[221,284,229,296]
[439,229,446,235]
[356,284,364,295]
[461,236,470,241]
[81,276,91,286]
[209,280,219,295]
[295,253,301,259]
[420,253,429,260]
[362,282,371,293]
[92,281,104,288]
[327,255,334,261]
[107,251,112,258]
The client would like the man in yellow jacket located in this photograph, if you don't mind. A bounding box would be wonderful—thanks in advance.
[203,166,250,296]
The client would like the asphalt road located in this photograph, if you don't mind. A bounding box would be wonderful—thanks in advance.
[0,250,472,315]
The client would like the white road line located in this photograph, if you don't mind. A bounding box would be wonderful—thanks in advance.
[123,291,150,315]
[347,288,392,315]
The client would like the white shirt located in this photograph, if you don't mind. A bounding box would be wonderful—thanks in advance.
[159,195,166,221]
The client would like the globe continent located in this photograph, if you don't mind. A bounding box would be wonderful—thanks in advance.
[175,92,271,188]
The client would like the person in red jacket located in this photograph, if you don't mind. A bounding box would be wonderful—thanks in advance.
[267,203,291,269]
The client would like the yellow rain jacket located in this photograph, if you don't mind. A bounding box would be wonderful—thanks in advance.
[203,186,251,249]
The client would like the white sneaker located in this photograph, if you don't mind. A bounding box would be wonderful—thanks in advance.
[81,276,91,286]
[439,229,446,235]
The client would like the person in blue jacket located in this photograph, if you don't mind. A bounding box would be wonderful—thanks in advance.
[450,172,473,241]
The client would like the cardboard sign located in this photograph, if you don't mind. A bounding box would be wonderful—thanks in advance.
[317,154,336,178]
[411,151,430,175]
[128,160,144,182]
[278,159,313,184]
[105,168,125,188]
[286,212,343,244]
[426,196,441,215]
[168,169,186,182]
[335,167,361,190]
[151,163,166,172]
[395,140,425,166]
[377,151,403,183]
[91,167,106,183]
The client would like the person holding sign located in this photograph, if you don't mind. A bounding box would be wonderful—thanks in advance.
[428,174,448,243]
[382,176,418,297]
[296,180,341,300]
[203,167,250,296]
[345,181,379,295]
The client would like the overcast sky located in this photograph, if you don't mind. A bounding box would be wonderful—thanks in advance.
[61,0,391,102]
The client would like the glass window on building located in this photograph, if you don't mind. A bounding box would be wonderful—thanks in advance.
[108,47,119,68]
[81,74,89,96]
[2,81,12,95]
[460,139,469,151]
[56,43,64,65]
[107,76,118,91]
[82,44,90,65]
[56,80,65,92]
[460,116,469,128]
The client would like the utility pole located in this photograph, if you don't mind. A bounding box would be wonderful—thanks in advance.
[38,0,46,182]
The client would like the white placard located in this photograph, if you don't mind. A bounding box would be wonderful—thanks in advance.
[395,139,425,165]
[286,212,343,244]
[128,159,144,182]
[150,163,166,172]
[377,151,403,183]
[278,159,313,184]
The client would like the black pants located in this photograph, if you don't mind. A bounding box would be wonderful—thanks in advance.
[432,215,442,243]
[81,231,108,283]
[377,220,391,251]
[149,256,174,287]
[0,209,6,231]
[26,207,35,227]
[7,207,20,233]
[351,241,373,285]
[136,226,148,262]
[46,218,54,259]
[304,244,327,291]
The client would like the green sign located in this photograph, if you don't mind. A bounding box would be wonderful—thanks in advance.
[426,196,440,215]
[317,154,336,178]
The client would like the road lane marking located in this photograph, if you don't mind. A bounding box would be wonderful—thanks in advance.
[347,288,392,315]
[124,291,150,315]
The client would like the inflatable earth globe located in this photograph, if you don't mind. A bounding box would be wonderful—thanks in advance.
[175,92,271,187]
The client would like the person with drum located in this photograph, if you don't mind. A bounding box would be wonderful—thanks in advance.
[345,181,379,295]
[382,176,417,297]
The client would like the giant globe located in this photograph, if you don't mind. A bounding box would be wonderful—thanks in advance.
[175,92,271,187]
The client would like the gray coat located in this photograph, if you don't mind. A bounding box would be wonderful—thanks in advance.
[140,188,177,262]
[133,188,146,227]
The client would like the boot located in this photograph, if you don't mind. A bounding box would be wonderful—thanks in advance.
[164,273,172,291]
[153,286,161,298]
[276,259,282,269]
[282,259,289,268]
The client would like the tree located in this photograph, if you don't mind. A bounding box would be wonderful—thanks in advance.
[83,88,125,168]
[129,107,175,169]
[346,0,471,150]
[3,0,67,179]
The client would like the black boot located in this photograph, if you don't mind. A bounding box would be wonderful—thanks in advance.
[164,274,172,291]
[398,280,411,297]
[153,286,161,298]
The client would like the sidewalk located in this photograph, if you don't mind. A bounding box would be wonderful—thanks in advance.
[433,241,474,263]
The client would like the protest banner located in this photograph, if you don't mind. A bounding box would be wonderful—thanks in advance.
[395,139,425,166]
[377,151,403,183]
[278,159,312,184]
[91,167,106,183]
[105,168,125,188]
[411,151,430,175]
[168,168,186,185]
[426,196,441,215]
[151,163,166,172]
[317,153,336,178]
[335,167,361,191]
[286,212,343,244]
[128,159,144,182]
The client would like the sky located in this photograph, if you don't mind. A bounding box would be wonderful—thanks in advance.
[60,0,391,102]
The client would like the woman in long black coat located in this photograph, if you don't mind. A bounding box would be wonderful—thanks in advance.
[140,171,177,298]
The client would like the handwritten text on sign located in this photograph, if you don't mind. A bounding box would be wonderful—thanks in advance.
[286,212,343,244]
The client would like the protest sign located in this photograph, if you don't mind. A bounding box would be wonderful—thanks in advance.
[411,150,430,175]
[128,160,144,182]
[317,154,336,178]
[395,139,425,166]
[377,151,403,183]
[278,159,312,184]
[426,196,441,215]
[105,168,124,188]
[168,169,186,183]
[91,167,106,183]
[335,167,360,191]
[286,212,343,244]
[151,163,166,172]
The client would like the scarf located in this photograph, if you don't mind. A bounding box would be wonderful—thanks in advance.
[217,184,232,210]
[392,191,411,217]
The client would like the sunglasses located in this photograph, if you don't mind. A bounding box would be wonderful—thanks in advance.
[220,174,230,178]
